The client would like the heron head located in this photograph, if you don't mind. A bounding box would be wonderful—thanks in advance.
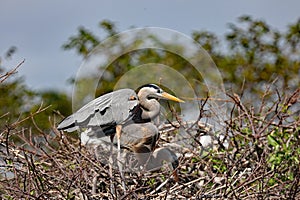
[137,84,184,103]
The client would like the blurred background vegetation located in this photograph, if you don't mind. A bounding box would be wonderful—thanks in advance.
[1,15,299,134]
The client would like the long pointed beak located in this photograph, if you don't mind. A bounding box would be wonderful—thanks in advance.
[161,92,185,103]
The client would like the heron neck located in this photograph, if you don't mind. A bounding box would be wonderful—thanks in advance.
[139,98,160,120]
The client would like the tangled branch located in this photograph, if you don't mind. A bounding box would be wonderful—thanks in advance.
[0,88,299,199]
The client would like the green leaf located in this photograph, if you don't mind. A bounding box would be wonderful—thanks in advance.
[267,135,280,147]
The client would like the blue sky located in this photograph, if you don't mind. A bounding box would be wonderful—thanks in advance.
[1,0,300,93]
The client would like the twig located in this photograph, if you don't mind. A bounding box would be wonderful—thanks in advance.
[149,177,170,195]
[181,96,232,103]
[10,104,51,128]
[0,59,25,83]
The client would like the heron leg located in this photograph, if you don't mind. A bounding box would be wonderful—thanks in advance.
[116,125,122,156]
[116,124,126,193]
[109,134,116,197]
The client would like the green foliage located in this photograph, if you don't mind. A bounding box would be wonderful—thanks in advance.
[0,76,35,124]
[286,18,300,52]
[267,127,299,182]
[192,30,220,54]
[222,15,300,94]
[211,157,227,173]
[63,16,300,101]
[220,89,300,197]
[62,26,100,58]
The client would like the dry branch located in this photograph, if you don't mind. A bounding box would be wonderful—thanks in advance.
[0,59,25,83]
[0,88,299,199]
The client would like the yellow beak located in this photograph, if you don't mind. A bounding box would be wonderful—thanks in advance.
[161,92,185,103]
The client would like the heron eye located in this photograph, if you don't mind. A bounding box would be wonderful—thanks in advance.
[129,95,137,101]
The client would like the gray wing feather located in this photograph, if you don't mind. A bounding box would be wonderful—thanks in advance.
[57,88,138,132]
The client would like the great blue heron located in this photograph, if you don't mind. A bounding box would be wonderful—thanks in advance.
[57,84,183,179]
